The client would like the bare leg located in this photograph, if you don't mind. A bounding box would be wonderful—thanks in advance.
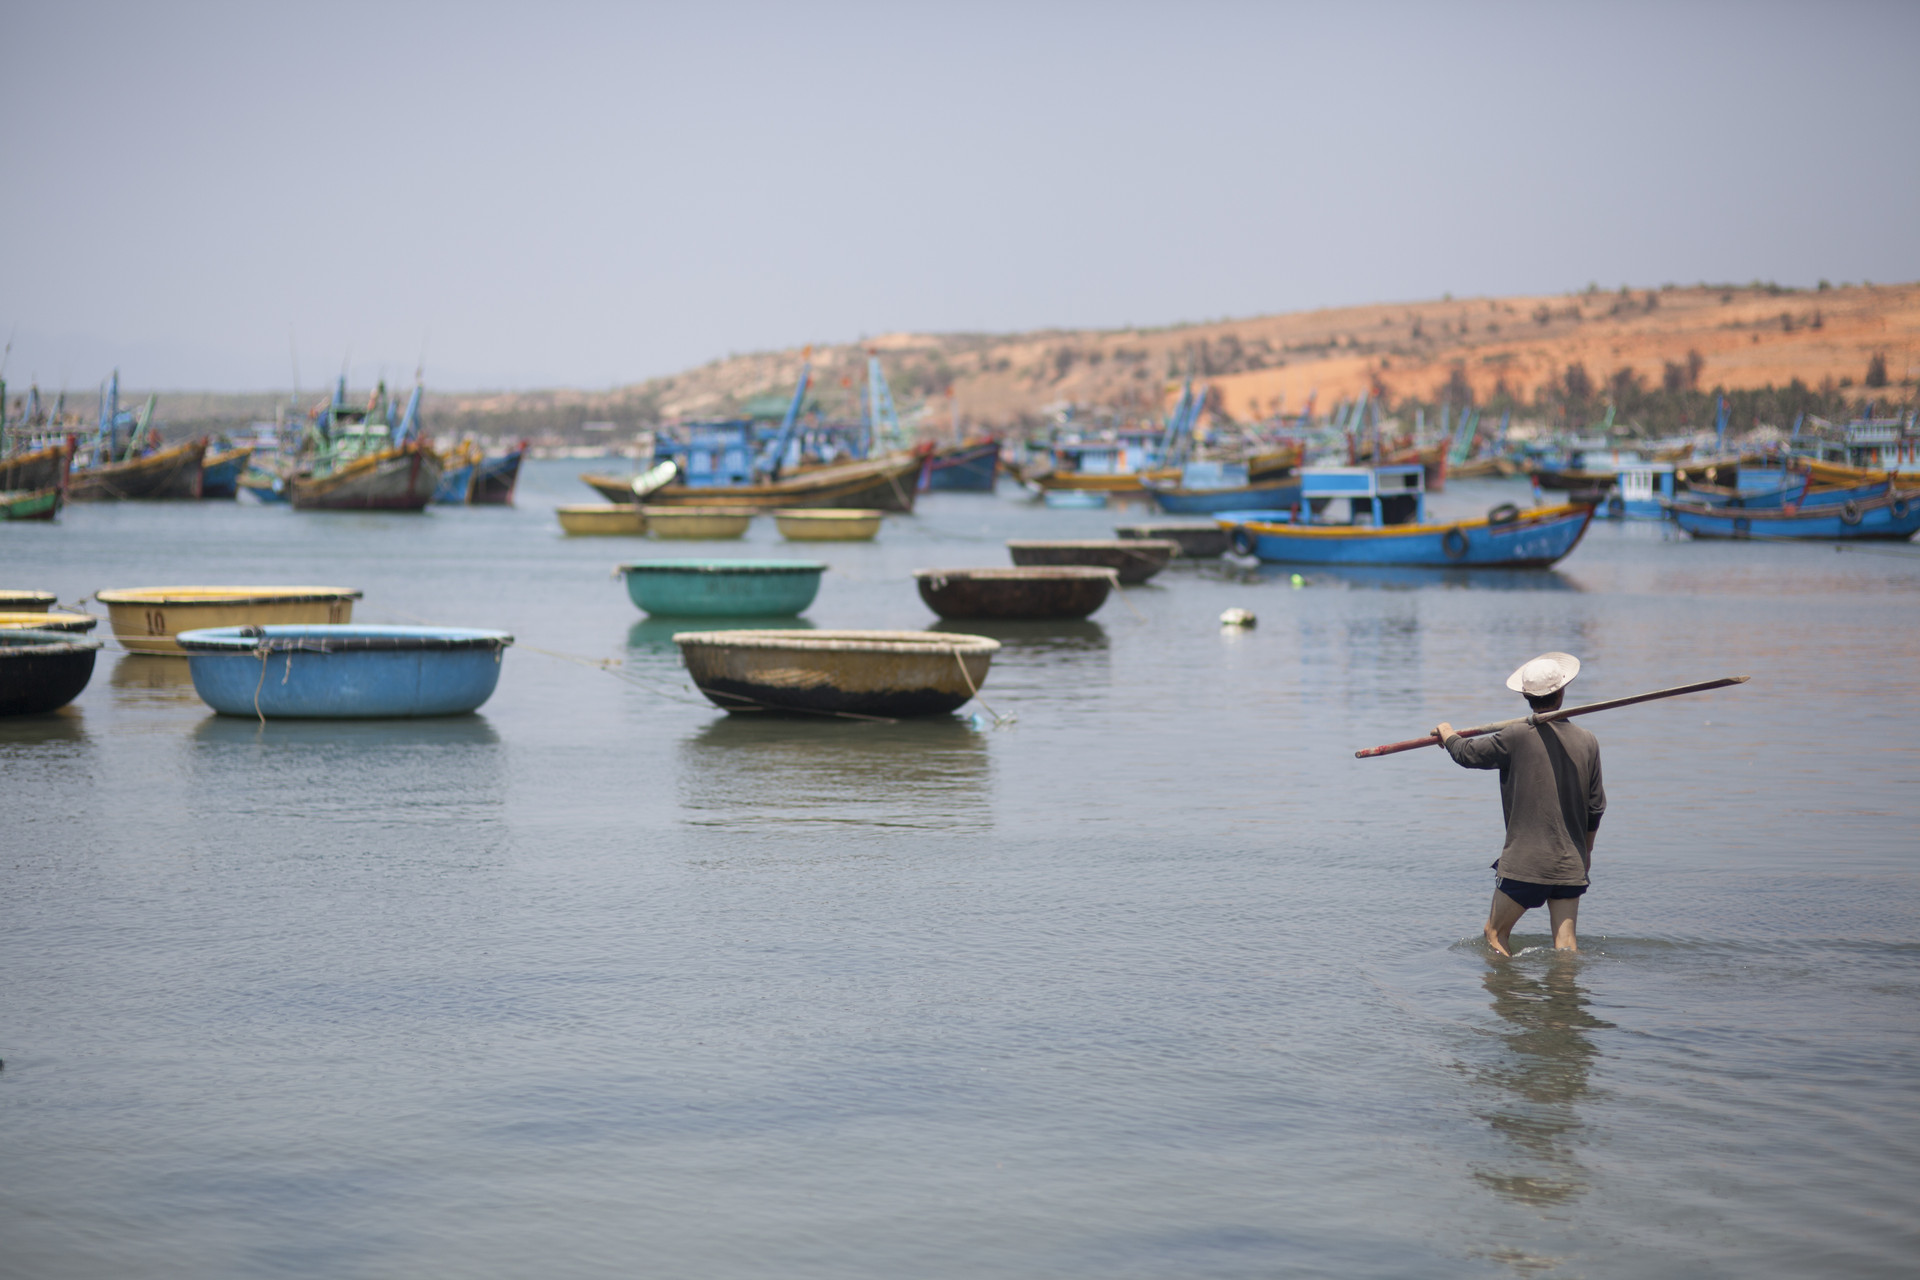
[1548,897,1579,952]
[1485,890,1527,957]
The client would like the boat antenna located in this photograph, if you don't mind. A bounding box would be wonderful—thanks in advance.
[288,327,301,408]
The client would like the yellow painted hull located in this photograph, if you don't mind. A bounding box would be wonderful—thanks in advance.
[557,504,647,535]
[1034,468,1179,494]
[640,507,753,540]
[94,586,362,655]
[773,508,882,541]
[0,610,100,632]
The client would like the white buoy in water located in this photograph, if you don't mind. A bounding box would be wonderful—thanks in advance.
[1219,608,1256,628]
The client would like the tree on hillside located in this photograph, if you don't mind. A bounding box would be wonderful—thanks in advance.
[1865,353,1888,388]
[1440,363,1474,409]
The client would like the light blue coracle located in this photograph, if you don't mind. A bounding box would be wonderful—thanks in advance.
[175,625,513,718]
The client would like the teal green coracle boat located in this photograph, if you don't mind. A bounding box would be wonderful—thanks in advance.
[618,560,826,617]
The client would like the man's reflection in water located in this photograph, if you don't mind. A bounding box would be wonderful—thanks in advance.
[1472,955,1612,1207]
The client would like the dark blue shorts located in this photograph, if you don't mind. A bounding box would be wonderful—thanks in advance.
[1496,878,1588,910]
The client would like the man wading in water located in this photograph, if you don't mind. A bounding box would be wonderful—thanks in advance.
[1434,652,1605,957]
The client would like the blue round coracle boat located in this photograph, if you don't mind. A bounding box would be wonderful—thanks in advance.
[175,625,513,718]
[619,559,826,617]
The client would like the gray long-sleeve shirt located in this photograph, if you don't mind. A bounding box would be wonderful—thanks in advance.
[1445,717,1606,885]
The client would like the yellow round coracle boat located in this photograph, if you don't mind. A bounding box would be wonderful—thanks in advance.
[0,590,57,612]
[641,506,753,540]
[557,504,647,535]
[94,586,362,655]
[772,508,883,541]
[0,610,100,633]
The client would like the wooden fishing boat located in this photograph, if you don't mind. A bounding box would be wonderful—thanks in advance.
[1447,456,1518,480]
[0,441,72,491]
[176,625,513,718]
[1,486,63,521]
[914,567,1117,620]
[919,439,1000,492]
[641,506,754,539]
[1667,489,1920,540]
[557,504,647,535]
[620,560,825,616]
[773,508,882,541]
[199,445,254,499]
[1246,444,1302,479]
[1221,503,1595,567]
[0,611,99,632]
[69,437,206,500]
[674,629,999,717]
[95,585,361,655]
[239,464,294,503]
[432,440,481,504]
[624,451,927,513]
[1115,523,1230,558]
[470,444,526,504]
[1143,473,1302,515]
[291,441,442,510]
[1006,538,1177,584]
[0,590,56,611]
[0,630,102,715]
[580,473,644,503]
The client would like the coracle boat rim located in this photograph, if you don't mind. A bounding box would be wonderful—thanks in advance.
[912,567,1119,582]
[620,560,828,576]
[0,630,105,656]
[771,508,884,519]
[672,628,1000,656]
[176,625,513,654]
[0,611,100,631]
[97,585,365,606]
[639,505,759,517]
[1005,539,1179,551]
[0,591,58,609]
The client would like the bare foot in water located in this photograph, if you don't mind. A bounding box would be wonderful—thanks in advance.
[1484,922,1512,957]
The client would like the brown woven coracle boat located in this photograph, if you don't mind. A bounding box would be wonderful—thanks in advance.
[673,629,1000,718]
[1113,523,1229,559]
[914,567,1117,620]
[1005,538,1177,585]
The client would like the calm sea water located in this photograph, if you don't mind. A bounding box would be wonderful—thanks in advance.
[3,461,1916,1279]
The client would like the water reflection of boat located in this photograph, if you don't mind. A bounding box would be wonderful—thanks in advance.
[1471,957,1610,1208]
[191,713,501,748]
[0,705,88,744]
[627,614,817,653]
[1241,563,1583,593]
[926,617,1109,652]
[677,714,989,832]
[110,652,204,700]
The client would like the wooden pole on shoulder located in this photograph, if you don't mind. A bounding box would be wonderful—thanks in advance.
[1354,675,1750,759]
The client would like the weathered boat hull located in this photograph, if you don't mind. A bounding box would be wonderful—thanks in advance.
[914,567,1116,620]
[0,442,72,491]
[920,440,1000,491]
[95,586,361,656]
[580,473,642,503]
[557,504,646,535]
[674,629,998,717]
[471,447,525,504]
[0,631,101,715]
[69,438,206,500]
[773,508,883,541]
[1006,538,1177,584]
[177,625,512,718]
[432,461,476,504]
[1,487,63,521]
[1144,478,1302,514]
[1032,468,1179,495]
[641,452,927,513]
[239,466,293,502]
[1222,504,1595,567]
[1669,491,1920,540]
[290,444,442,511]
[620,560,825,617]
[0,611,99,633]
[0,590,56,612]
[1114,523,1230,558]
[199,446,254,498]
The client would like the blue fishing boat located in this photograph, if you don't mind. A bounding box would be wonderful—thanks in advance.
[1219,465,1594,567]
[199,445,253,499]
[920,439,1000,491]
[176,625,513,718]
[1144,461,1301,514]
[1600,463,1677,520]
[470,443,525,504]
[1667,488,1920,540]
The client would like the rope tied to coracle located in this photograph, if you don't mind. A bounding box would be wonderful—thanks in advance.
[950,646,1014,726]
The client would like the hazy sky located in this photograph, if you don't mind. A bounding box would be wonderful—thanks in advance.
[4,1,1916,390]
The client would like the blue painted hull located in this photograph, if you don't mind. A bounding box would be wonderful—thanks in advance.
[1224,505,1594,567]
[201,455,246,498]
[433,464,475,504]
[1149,482,1301,514]
[177,625,512,718]
[921,441,999,491]
[471,449,524,504]
[240,469,292,503]
[1672,493,1920,540]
